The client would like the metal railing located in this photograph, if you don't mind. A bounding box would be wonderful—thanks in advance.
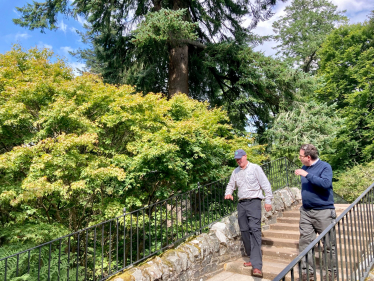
[273,182,374,281]
[0,157,300,281]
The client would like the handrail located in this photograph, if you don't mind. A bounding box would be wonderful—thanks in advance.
[273,181,374,281]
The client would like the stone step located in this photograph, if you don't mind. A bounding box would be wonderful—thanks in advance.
[268,222,371,235]
[270,223,299,231]
[263,229,300,240]
[262,237,299,249]
[334,204,350,211]
[261,246,299,261]
[223,256,291,280]
[276,211,347,222]
[263,229,371,243]
[282,211,301,217]
[262,237,372,252]
[276,217,300,224]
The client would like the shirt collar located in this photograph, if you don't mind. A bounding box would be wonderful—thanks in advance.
[239,161,250,170]
[310,158,319,166]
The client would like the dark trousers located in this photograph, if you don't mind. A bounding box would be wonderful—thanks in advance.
[237,198,262,270]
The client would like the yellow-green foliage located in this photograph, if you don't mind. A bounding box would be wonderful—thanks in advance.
[0,45,266,247]
[334,161,374,203]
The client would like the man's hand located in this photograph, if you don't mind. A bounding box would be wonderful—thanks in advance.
[264,204,272,212]
[295,169,308,177]
[224,194,233,200]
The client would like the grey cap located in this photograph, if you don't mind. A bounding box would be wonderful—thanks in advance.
[234,149,246,159]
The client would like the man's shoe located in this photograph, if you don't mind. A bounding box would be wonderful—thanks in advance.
[323,271,337,281]
[243,261,252,267]
[252,268,263,277]
[296,273,314,281]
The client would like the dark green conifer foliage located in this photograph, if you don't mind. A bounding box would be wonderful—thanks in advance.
[14,0,307,133]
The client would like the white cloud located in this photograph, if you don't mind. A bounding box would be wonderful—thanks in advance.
[58,20,68,33]
[331,0,374,14]
[348,11,373,24]
[37,42,53,49]
[70,27,78,33]
[15,32,31,40]
[69,62,86,76]
[251,0,374,57]
[60,46,74,56]
[76,15,88,26]
[13,9,20,16]
[249,1,288,57]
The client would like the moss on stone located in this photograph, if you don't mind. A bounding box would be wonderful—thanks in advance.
[109,269,136,281]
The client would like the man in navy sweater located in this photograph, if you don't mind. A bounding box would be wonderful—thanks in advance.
[294,144,336,281]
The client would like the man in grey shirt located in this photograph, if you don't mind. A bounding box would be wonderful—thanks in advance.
[224,149,273,277]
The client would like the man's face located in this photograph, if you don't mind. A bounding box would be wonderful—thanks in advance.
[299,149,311,166]
[236,155,248,168]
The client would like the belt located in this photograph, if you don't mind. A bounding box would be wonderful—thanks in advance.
[239,198,260,202]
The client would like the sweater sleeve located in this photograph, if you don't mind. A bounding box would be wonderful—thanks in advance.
[305,163,333,189]
[254,165,273,204]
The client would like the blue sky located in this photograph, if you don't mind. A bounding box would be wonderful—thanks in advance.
[1,0,374,73]
[252,0,374,55]
[0,0,87,73]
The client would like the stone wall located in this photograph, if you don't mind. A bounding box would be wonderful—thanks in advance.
[110,187,301,281]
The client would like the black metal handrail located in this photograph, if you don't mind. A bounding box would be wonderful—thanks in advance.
[273,181,374,281]
[0,157,299,281]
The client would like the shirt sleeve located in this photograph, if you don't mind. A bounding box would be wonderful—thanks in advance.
[225,170,236,196]
[254,165,273,204]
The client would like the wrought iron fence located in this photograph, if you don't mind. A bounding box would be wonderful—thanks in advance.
[0,157,300,281]
[273,182,374,281]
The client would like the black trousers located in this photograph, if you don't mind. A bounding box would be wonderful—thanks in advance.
[237,198,262,270]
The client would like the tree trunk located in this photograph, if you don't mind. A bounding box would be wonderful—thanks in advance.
[168,45,189,98]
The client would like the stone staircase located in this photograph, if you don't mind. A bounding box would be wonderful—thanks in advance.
[222,204,350,280]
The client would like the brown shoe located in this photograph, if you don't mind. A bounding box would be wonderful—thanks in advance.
[296,273,314,281]
[243,261,252,267]
[323,271,337,281]
[252,268,263,277]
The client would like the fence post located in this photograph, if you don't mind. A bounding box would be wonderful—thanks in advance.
[198,182,202,234]
[285,157,289,187]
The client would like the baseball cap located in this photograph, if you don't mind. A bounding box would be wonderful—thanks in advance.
[234,149,246,159]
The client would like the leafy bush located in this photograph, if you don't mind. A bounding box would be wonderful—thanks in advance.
[0,45,266,251]
[266,100,343,162]
[333,161,374,203]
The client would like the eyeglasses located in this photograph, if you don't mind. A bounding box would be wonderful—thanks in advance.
[299,155,308,158]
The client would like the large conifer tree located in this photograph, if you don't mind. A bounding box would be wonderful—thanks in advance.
[14,0,309,133]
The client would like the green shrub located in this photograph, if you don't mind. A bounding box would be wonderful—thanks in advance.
[0,45,267,250]
[334,161,374,203]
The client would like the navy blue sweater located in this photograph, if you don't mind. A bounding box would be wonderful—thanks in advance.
[301,160,334,210]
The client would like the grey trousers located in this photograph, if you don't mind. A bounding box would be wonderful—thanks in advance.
[237,198,262,270]
[299,207,336,273]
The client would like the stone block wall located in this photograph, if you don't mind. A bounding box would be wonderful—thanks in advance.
[109,187,301,281]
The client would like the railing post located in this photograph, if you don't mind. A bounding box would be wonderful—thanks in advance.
[285,157,289,187]
[198,182,202,234]
[123,207,126,268]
